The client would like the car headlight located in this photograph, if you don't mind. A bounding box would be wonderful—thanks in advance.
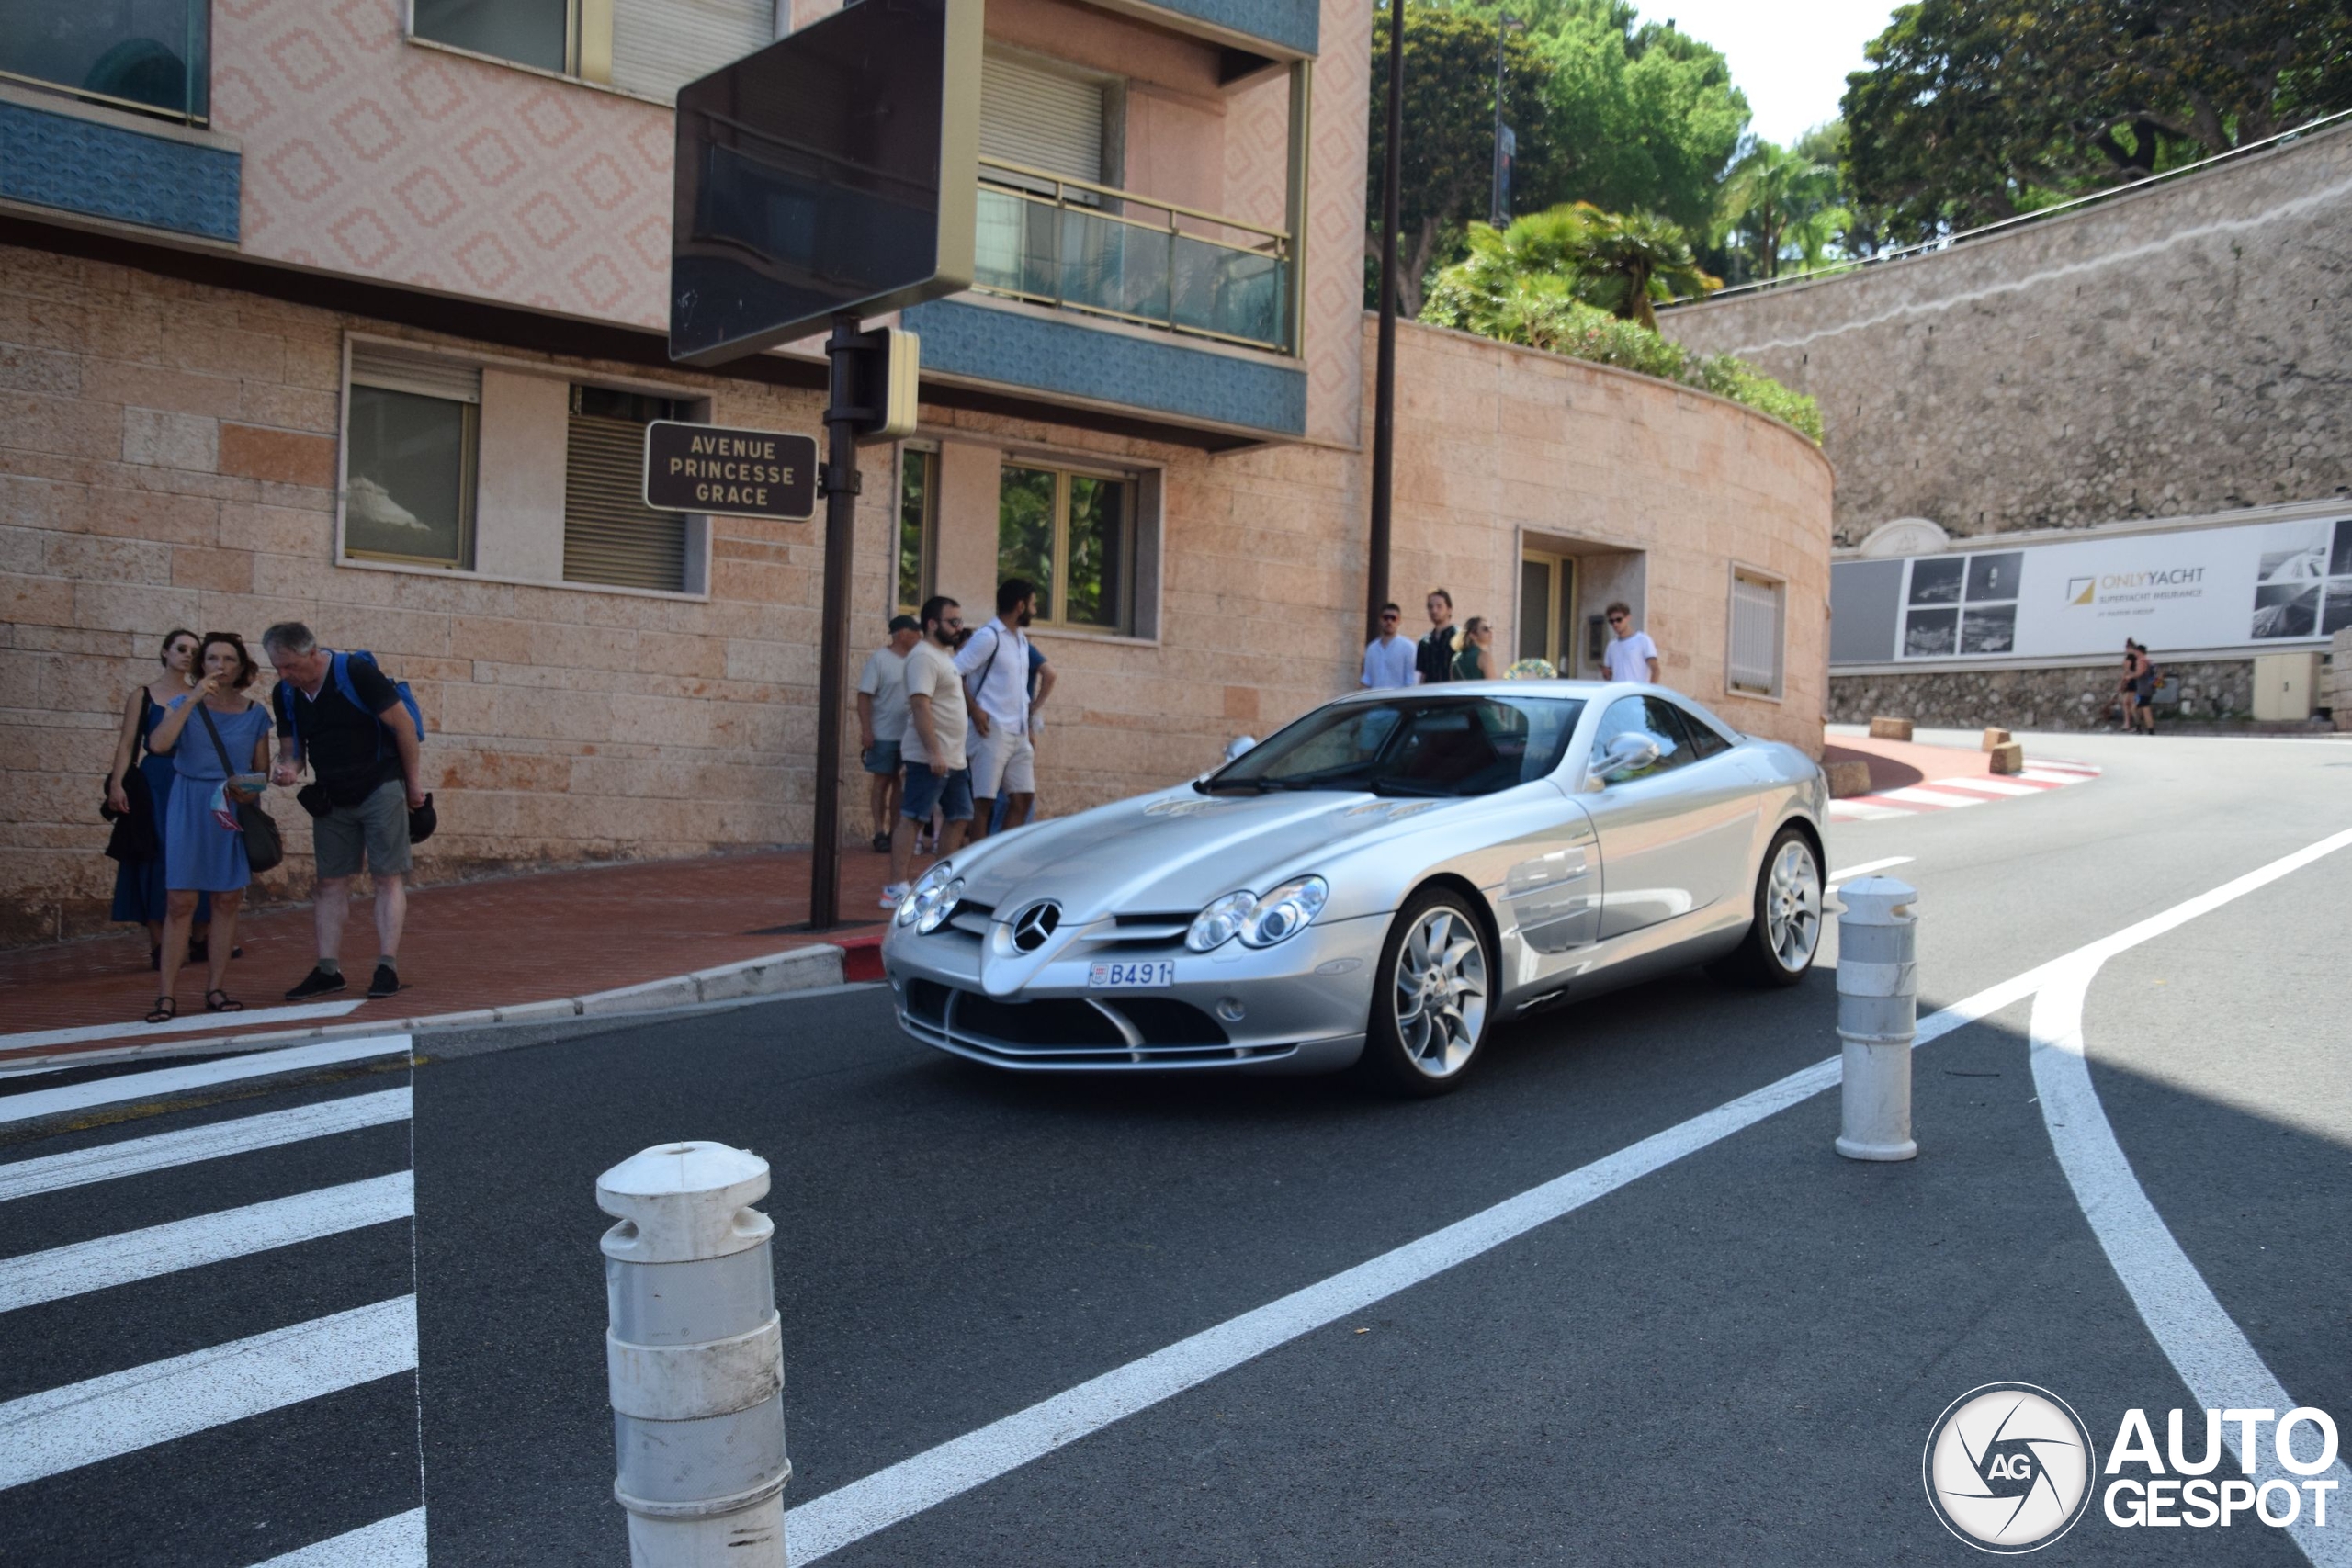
[899,862,962,932]
[1185,890,1257,952]
[1242,876,1328,948]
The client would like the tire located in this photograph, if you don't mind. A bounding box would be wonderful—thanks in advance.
[1708,825,1824,988]
[1358,886,1496,1097]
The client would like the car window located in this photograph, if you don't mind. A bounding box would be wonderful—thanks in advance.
[1209,694,1587,798]
[1592,695,1691,780]
[1678,704,1732,759]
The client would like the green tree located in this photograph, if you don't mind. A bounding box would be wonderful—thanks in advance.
[1843,0,2352,243]
[1719,138,1848,278]
[1421,204,1718,331]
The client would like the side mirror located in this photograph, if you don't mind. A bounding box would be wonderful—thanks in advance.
[1223,735,1258,762]
[1594,733,1660,783]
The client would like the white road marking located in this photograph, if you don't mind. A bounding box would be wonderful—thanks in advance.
[1827,800,1910,820]
[1877,786,1990,807]
[0,1001,368,1056]
[0,1173,414,1314]
[0,1294,420,1490]
[246,1506,428,1567]
[0,1035,411,1129]
[1924,776,2046,796]
[2017,767,2096,785]
[2032,964,2352,1566]
[1827,855,1914,884]
[0,1089,413,1203]
[781,825,2352,1562]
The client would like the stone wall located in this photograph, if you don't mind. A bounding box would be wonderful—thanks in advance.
[1828,660,2253,730]
[1660,122,2352,547]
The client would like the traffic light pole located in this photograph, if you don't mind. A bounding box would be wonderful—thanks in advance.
[808,312,865,931]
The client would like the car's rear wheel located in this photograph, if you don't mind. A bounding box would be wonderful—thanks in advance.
[1359,886,1494,1096]
[1709,826,1823,987]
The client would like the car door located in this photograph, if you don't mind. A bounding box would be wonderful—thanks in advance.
[1586,695,1755,939]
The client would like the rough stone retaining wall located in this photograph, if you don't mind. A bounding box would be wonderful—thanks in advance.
[1829,660,2255,730]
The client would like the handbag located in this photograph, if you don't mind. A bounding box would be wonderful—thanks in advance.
[100,766,160,862]
[196,702,285,874]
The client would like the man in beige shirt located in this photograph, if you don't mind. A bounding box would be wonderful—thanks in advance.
[884,595,975,907]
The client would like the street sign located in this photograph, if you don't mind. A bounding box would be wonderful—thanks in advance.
[641,422,818,520]
[668,0,982,367]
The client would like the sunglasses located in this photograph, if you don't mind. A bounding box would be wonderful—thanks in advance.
[1380,613,1399,621]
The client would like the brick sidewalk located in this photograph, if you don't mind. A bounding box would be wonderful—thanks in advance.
[0,845,920,1062]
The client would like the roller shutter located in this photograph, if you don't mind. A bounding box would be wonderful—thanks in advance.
[979,50,1105,185]
[609,0,775,101]
[350,344,481,404]
[1728,571,1785,696]
[564,412,686,592]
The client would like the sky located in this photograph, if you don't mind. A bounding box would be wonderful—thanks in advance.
[1634,0,1902,148]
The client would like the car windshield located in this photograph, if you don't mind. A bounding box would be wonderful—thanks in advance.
[1203,694,1587,798]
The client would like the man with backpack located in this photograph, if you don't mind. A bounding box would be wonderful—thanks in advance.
[263,622,426,1001]
[956,577,1046,842]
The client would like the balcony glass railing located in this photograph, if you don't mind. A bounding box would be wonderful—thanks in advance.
[0,2,211,124]
[973,158,1293,355]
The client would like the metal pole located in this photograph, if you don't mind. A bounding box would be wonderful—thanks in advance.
[1490,23,1506,229]
[1835,878,1919,1161]
[809,312,864,931]
[1367,0,1403,640]
[600,1141,789,1565]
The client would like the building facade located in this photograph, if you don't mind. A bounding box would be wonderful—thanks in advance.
[1,0,1830,943]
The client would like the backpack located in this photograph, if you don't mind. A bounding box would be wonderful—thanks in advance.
[281,649,424,761]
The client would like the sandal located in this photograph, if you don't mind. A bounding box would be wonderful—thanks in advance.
[204,989,243,1013]
[145,997,177,1024]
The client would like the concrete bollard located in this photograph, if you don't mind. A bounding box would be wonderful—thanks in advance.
[1835,878,1919,1162]
[1868,716,1914,742]
[1980,727,2012,751]
[599,1142,790,1568]
[1987,740,2026,774]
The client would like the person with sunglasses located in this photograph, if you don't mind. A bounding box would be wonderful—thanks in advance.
[1601,602,1661,683]
[1361,602,1415,689]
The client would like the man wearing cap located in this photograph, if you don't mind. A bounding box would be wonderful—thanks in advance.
[856,615,923,852]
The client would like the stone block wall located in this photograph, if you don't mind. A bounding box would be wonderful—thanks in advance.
[1661,122,2352,547]
[1828,660,2254,730]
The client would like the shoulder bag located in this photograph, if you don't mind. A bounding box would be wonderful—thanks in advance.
[197,702,285,874]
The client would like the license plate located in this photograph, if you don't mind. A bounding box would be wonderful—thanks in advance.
[1088,960,1176,989]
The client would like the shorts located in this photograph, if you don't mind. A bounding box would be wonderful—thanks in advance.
[861,739,902,775]
[900,764,973,825]
[2134,674,2156,702]
[969,726,1035,798]
[314,778,411,880]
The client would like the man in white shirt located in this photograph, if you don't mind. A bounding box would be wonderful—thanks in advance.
[956,577,1045,841]
[1361,603,1415,689]
[1602,601,1662,683]
[855,615,922,852]
[884,596,973,907]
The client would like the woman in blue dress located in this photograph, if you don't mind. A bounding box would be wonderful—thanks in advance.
[145,632,274,1021]
[105,628,211,966]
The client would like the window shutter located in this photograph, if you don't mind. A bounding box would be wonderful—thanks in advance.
[565,412,686,591]
[350,344,481,404]
[979,51,1105,185]
[609,0,774,101]
[1729,572,1784,695]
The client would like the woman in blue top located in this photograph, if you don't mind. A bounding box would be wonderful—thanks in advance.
[144,632,274,1021]
[105,628,213,967]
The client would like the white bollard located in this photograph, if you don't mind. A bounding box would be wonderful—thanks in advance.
[1834,877,1919,1162]
[599,1142,790,1567]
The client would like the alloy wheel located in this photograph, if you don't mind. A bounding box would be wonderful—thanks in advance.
[1764,840,1823,973]
[1392,906,1488,1077]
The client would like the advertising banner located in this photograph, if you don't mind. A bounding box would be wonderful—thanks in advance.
[1830,515,2352,665]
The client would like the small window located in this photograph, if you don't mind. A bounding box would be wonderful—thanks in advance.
[998,461,1136,634]
[344,348,480,570]
[1728,568,1786,697]
[413,0,572,73]
[897,446,937,615]
[564,385,691,592]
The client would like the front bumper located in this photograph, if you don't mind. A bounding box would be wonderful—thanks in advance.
[879,911,1385,1074]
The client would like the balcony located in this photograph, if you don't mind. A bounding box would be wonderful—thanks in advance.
[972,157,1292,356]
[0,1,210,124]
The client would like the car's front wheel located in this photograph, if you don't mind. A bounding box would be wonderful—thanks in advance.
[1359,886,1494,1096]
[1709,825,1824,987]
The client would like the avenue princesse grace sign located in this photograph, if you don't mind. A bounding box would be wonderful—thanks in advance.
[641,421,820,521]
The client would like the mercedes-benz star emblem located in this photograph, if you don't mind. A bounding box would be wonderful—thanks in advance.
[1010,901,1061,953]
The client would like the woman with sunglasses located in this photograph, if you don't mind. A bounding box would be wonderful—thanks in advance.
[104,628,214,968]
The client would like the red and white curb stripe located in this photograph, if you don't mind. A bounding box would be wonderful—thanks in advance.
[1830,759,2100,821]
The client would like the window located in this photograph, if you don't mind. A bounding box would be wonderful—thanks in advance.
[564,385,691,592]
[998,461,1135,634]
[978,49,1111,188]
[897,446,937,615]
[413,0,572,73]
[344,346,480,570]
[413,0,775,96]
[0,2,209,120]
[1727,567,1787,696]
[1208,694,1587,800]
[1593,696,1692,780]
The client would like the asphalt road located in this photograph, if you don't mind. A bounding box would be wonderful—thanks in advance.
[4,728,2347,1564]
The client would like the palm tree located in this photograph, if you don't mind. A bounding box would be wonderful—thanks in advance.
[1551,205,1720,330]
[1421,203,1717,334]
[1720,139,1844,280]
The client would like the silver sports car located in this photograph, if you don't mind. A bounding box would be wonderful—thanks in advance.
[880,681,1828,1094]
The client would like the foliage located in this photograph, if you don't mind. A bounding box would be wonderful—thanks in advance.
[1420,214,1821,442]
[1842,0,2352,243]
[1719,138,1851,279]
[1422,204,1718,329]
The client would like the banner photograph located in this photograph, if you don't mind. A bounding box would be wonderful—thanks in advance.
[1831,515,2352,666]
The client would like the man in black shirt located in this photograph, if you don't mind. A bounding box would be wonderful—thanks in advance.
[1416,588,1459,685]
[264,622,425,1001]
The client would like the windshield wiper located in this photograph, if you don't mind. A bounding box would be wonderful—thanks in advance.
[1195,777,1275,794]
[1367,778,1459,797]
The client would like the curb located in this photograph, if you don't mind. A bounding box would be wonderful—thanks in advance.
[0,936,882,1078]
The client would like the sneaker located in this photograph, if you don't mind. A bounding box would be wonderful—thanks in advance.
[368,964,402,999]
[880,882,910,910]
[284,965,347,1000]
[870,831,892,853]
